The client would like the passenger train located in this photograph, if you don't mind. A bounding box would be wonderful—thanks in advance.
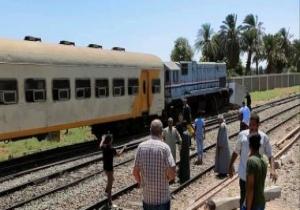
[0,37,229,141]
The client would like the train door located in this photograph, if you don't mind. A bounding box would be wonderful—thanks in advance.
[140,70,150,113]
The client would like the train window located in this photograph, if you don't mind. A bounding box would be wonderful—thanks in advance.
[173,71,179,83]
[75,79,91,99]
[113,79,125,96]
[52,79,70,101]
[152,79,161,94]
[181,63,188,75]
[95,79,109,98]
[128,78,139,95]
[165,70,170,83]
[0,80,18,105]
[25,79,46,102]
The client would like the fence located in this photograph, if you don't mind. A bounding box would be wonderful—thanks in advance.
[228,73,300,92]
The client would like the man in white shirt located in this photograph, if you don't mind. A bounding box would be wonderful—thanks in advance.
[239,102,251,131]
[229,112,277,209]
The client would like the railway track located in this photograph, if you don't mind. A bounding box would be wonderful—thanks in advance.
[0,94,298,180]
[186,121,300,210]
[106,104,299,210]
[0,96,298,210]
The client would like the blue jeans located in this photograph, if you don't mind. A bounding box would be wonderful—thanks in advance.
[196,137,203,157]
[241,205,265,210]
[143,200,170,210]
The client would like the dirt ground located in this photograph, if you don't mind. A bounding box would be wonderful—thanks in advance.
[212,135,300,210]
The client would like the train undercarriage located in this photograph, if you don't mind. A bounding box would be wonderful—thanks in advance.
[92,88,230,139]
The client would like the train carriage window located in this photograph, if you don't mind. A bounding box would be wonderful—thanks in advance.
[75,79,91,99]
[173,71,179,83]
[181,63,188,75]
[0,80,18,105]
[165,70,170,84]
[52,79,70,101]
[25,79,46,103]
[95,79,109,98]
[128,78,139,95]
[113,79,125,96]
[152,79,161,94]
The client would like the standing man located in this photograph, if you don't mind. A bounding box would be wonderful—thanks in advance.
[243,134,268,210]
[214,114,230,178]
[176,113,184,138]
[163,117,182,162]
[194,111,205,165]
[229,112,277,210]
[239,102,251,131]
[178,121,191,184]
[245,92,252,111]
[133,119,176,210]
[182,98,194,138]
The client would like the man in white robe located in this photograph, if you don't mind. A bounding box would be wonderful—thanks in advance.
[214,114,230,178]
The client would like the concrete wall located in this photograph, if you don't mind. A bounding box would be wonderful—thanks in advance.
[228,73,300,92]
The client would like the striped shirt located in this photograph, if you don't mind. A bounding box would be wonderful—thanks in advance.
[134,137,175,205]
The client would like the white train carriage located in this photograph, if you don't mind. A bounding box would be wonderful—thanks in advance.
[164,61,229,116]
[0,38,164,140]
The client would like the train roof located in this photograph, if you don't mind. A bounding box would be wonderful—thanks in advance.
[0,38,163,69]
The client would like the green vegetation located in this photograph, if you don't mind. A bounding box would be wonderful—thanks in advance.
[170,37,194,62]
[251,85,300,102]
[0,127,94,162]
[172,13,300,74]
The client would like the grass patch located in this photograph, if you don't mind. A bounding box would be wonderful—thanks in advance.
[0,126,94,162]
[250,85,300,103]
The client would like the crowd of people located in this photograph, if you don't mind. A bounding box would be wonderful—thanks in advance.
[100,94,277,210]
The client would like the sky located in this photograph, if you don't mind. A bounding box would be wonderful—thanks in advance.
[0,0,299,62]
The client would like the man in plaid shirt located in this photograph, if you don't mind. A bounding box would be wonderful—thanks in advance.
[133,119,176,210]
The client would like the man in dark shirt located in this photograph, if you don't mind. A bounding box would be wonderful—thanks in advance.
[100,134,126,207]
[182,98,194,139]
[245,92,252,111]
[182,98,192,124]
[243,134,267,210]
[178,121,191,183]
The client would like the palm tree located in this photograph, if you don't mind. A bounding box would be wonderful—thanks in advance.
[277,28,293,69]
[241,14,264,74]
[195,23,216,61]
[293,40,300,72]
[211,33,225,61]
[263,34,287,73]
[278,28,292,54]
[220,14,241,70]
[241,29,256,74]
[289,39,300,72]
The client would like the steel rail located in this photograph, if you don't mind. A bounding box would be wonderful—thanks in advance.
[1,94,298,181]
[2,96,297,199]
[83,104,299,210]
[187,122,300,210]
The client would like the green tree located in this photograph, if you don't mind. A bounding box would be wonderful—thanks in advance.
[289,39,300,72]
[263,34,287,73]
[241,14,264,74]
[211,33,225,61]
[195,23,216,61]
[278,28,293,71]
[171,37,194,62]
[241,29,256,74]
[220,14,241,70]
